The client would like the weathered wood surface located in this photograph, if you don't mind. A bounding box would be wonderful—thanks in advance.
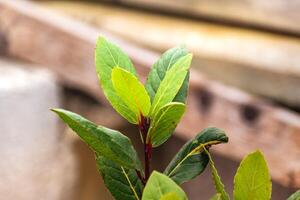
[43,2,300,107]
[0,0,157,101]
[116,0,300,35]
[0,0,300,188]
[33,0,300,35]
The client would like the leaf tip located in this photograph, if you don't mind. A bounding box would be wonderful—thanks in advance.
[151,170,160,177]
[50,108,69,118]
[50,108,60,114]
[250,149,265,158]
[96,35,106,43]
[187,53,193,60]
[95,36,110,52]
[222,135,229,143]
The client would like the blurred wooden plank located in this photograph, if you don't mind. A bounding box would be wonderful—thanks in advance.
[33,0,300,35]
[118,0,300,35]
[43,1,300,107]
[0,0,299,188]
[0,0,157,101]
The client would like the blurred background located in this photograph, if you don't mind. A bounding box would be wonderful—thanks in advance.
[0,0,300,199]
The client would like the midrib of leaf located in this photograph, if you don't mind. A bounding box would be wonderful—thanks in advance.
[150,68,186,116]
[120,71,142,118]
[166,52,177,70]
[248,157,259,200]
[156,179,163,198]
[167,140,221,177]
[121,167,140,200]
[110,136,130,158]
[104,41,119,67]
[234,151,271,200]
[152,106,172,128]
[146,46,188,103]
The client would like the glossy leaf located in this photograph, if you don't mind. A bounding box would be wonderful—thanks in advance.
[204,148,230,200]
[142,171,187,200]
[51,108,142,170]
[145,46,189,103]
[149,54,192,117]
[210,194,222,200]
[287,190,300,200]
[95,36,138,124]
[233,150,272,200]
[164,127,228,185]
[96,155,143,200]
[112,67,151,119]
[147,102,186,147]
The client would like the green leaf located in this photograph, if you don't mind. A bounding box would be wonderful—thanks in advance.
[160,193,181,200]
[51,108,142,170]
[149,54,192,117]
[96,155,143,200]
[210,194,222,200]
[145,46,189,103]
[164,127,228,185]
[287,190,300,200]
[147,102,186,147]
[142,171,187,200]
[203,148,230,200]
[233,150,272,200]
[111,67,151,119]
[95,36,138,124]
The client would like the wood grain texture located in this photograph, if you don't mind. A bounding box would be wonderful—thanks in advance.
[0,0,299,188]
[0,0,157,102]
[117,0,300,35]
[33,0,300,35]
[43,2,300,107]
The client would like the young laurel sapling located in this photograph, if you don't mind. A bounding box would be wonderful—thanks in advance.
[52,37,299,200]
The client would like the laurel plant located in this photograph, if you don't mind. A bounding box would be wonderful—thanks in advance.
[51,37,299,200]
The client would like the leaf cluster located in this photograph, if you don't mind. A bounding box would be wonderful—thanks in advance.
[51,37,297,200]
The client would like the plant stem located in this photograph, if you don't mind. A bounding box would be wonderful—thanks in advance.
[138,115,152,183]
[144,143,152,181]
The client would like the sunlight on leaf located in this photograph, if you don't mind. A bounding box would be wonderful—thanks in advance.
[111,67,151,120]
[95,37,138,124]
[142,171,187,200]
[160,192,181,200]
[233,150,272,200]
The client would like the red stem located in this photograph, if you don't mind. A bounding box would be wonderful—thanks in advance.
[138,115,152,183]
[144,143,152,181]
